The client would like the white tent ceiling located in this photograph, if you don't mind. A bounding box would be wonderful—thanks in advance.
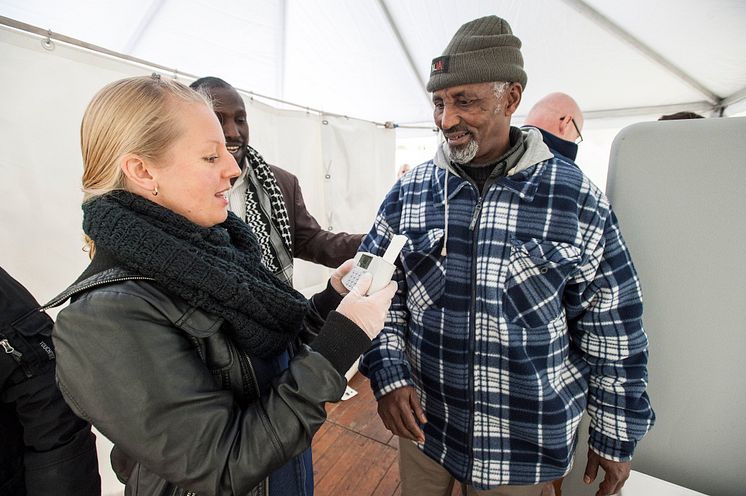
[2,0,745,125]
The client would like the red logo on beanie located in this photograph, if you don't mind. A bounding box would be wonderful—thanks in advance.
[431,56,449,75]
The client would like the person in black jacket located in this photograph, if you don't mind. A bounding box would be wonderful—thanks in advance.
[0,266,100,496]
[50,74,396,496]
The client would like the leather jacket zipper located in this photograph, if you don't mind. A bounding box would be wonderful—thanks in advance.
[73,275,155,293]
[42,276,156,311]
[237,350,269,496]
[170,489,196,496]
[238,350,260,403]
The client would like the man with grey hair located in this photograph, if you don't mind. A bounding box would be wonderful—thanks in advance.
[359,15,654,496]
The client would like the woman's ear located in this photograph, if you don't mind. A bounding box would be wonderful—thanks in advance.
[120,154,156,193]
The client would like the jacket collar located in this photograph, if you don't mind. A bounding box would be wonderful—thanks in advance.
[44,266,151,310]
[524,126,579,161]
[432,127,553,204]
[43,256,222,339]
[43,247,152,310]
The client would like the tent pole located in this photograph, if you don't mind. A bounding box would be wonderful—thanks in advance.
[561,0,722,106]
[376,0,433,109]
[513,101,713,122]
[720,85,746,113]
[0,16,396,128]
[122,0,166,54]
[0,15,188,79]
[582,102,714,120]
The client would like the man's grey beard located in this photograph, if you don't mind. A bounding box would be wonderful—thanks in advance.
[444,138,478,164]
[439,81,509,165]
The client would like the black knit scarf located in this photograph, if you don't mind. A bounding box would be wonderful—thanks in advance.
[82,191,308,358]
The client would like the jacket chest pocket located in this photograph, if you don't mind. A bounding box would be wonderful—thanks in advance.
[502,238,581,329]
[400,228,446,311]
[176,307,238,392]
[202,333,235,388]
[1,310,55,380]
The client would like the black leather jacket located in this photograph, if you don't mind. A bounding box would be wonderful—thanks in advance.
[48,263,370,496]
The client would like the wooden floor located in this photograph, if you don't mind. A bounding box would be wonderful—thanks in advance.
[312,374,563,496]
[312,373,463,496]
[312,372,402,496]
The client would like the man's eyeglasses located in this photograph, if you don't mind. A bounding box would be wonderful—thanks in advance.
[561,116,583,144]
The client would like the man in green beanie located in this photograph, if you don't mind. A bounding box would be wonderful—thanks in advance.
[359,15,654,496]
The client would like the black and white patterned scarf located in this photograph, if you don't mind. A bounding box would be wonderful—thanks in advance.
[243,145,294,286]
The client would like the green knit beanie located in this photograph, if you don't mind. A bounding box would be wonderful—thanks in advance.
[426,16,527,92]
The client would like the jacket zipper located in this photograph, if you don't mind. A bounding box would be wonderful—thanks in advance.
[170,489,196,496]
[237,350,270,496]
[239,350,260,402]
[464,175,499,482]
[167,352,259,496]
[41,276,155,311]
[1,338,22,359]
[468,198,483,231]
[73,276,155,293]
[467,191,480,482]
[1,338,32,377]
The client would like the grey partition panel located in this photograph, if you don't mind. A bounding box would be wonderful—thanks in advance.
[602,117,746,495]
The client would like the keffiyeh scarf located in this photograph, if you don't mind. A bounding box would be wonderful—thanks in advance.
[243,145,294,285]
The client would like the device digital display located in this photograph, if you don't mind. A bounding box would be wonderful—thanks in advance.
[358,254,373,269]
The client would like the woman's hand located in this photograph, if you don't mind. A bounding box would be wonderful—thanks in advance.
[335,273,397,339]
[329,259,355,295]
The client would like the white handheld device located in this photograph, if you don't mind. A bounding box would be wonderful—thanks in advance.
[341,234,407,295]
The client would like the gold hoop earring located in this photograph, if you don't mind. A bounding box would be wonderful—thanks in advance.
[152,186,159,196]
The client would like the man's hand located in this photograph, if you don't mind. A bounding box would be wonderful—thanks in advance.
[540,481,557,496]
[377,386,427,442]
[583,449,631,496]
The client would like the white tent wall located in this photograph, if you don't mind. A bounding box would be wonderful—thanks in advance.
[1,25,152,303]
[321,115,396,233]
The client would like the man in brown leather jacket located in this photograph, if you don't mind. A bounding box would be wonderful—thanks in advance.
[190,77,363,286]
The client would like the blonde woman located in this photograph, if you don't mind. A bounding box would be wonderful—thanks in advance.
[49,75,395,496]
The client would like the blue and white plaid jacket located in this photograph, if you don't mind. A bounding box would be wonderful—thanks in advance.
[359,128,654,488]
